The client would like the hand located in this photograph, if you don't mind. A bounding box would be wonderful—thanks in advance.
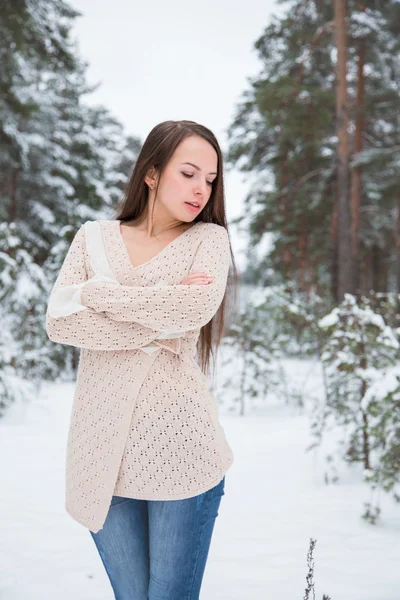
[179,271,214,285]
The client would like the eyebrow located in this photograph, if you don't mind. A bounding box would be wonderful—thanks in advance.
[181,162,217,175]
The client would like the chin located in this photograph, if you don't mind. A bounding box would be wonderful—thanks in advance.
[179,214,194,223]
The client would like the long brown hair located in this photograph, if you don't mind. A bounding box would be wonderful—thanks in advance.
[114,119,239,376]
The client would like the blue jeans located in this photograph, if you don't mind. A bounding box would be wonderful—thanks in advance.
[89,476,226,600]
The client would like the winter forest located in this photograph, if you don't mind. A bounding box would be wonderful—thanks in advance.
[1,1,400,599]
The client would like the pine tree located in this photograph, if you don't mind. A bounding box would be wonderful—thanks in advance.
[308,293,400,522]
[226,0,400,299]
[0,1,136,412]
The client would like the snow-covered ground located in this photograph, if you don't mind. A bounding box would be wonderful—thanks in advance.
[1,358,399,600]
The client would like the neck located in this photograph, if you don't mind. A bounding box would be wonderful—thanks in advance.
[133,211,187,238]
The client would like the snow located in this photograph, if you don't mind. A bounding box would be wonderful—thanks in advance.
[350,9,386,38]
[1,357,399,599]
[318,310,339,328]
[361,364,400,411]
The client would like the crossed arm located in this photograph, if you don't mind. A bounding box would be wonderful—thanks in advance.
[45,223,230,351]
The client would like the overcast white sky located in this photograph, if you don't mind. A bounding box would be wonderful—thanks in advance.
[68,0,286,267]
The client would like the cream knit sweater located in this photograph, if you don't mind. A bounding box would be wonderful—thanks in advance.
[45,219,234,533]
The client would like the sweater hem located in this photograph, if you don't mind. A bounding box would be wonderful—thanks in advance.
[112,454,234,502]
[65,455,234,533]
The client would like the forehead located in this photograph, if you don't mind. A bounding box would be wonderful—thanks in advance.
[171,136,218,169]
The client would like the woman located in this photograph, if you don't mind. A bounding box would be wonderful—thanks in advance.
[46,119,239,599]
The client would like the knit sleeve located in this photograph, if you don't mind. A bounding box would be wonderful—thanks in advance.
[80,224,230,332]
[45,225,163,351]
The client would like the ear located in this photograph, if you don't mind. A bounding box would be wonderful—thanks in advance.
[144,167,158,189]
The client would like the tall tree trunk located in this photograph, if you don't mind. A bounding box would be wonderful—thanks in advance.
[396,197,400,297]
[381,247,390,292]
[283,199,292,280]
[350,2,366,296]
[360,351,370,470]
[280,154,292,280]
[330,195,339,302]
[298,216,308,292]
[371,244,380,292]
[359,248,370,296]
[371,245,390,293]
[334,0,353,299]
[8,168,19,222]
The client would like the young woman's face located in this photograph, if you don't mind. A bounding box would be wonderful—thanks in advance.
[150,135,218,223]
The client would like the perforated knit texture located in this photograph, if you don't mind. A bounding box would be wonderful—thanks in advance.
[45,219,234,533]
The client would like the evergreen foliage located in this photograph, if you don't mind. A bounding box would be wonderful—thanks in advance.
[0,1,139,412]
[226,0,400,297]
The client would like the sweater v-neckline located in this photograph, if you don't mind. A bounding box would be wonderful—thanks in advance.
[115,219,202,271]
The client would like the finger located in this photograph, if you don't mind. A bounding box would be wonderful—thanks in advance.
[186,277,212,284]
[181,278,211,285]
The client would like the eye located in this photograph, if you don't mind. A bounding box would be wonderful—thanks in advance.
[182,172,214,186]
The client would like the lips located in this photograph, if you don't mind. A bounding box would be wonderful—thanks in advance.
[185,202,201,211]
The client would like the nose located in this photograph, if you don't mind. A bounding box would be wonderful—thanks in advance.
[194,179,208,196]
